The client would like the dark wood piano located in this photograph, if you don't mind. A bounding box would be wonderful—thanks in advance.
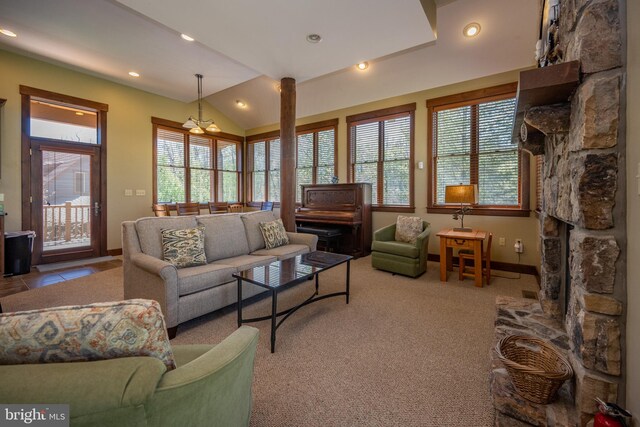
[295,183,372,258]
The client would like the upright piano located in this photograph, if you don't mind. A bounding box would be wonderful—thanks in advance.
[295,183,372,258]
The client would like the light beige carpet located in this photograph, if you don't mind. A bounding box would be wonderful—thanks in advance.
[1,257,538,427]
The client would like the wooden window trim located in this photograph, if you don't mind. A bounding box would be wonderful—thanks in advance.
[152,118,243,206]
[20,85,109,112]
[246,135,279,205]
[426,83,529,217]
[346,103,416,212]
[151,117,243,142]
[246,119,339,205]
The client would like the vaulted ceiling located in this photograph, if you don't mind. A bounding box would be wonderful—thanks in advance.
[0,0,540,129]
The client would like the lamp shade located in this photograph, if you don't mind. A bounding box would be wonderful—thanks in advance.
[205,123,221,132]
[445,184,478,204]
[182,118,198,129]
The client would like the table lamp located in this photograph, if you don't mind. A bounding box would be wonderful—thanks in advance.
[445,184,478,232]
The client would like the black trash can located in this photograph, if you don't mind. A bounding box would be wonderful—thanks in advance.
[4,231,35,276]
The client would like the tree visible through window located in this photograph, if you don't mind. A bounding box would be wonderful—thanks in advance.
[247,119,338,205]
[153,121,241,204]
[347,104,415,210]
[427,83,529,215]
[296,122,337,202]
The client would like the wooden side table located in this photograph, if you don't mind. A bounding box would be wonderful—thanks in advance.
[436,228,488,287]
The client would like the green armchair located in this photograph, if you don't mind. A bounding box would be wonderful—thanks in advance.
[371,221,430,277]
[0,326,259,427]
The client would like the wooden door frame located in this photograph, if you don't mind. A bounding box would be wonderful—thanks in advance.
[30,141,102,263]
[20,86,108,264]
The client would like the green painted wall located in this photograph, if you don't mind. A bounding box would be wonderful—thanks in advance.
[248,70,541,267]
[0,48,244,251]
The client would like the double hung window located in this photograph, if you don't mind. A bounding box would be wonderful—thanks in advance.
[153,119,242,204]
[247,119,338,205]
[347,104,415,211]
[427,83,529,215]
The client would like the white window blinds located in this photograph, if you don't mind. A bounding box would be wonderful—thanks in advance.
[156,128,186,203]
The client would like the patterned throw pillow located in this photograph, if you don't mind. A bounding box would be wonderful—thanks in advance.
[259,218,290,249]
[0,299,176,370]
[395,215,424,245]
[161,226,206,268]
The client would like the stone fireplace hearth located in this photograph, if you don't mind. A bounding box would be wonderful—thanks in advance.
[491,0,626,426]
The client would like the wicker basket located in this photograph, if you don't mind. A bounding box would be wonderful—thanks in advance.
[496,335,573,404]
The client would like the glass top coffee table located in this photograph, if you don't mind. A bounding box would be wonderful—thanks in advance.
[233,251,352,353]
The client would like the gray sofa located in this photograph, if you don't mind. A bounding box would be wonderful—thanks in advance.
[122,210,318,337]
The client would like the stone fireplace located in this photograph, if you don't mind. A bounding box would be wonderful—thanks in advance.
[491,0,626,425]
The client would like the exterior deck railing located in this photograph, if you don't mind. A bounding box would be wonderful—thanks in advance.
[43,202,91,246]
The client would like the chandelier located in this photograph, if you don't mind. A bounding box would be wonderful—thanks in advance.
[182,73,220,134]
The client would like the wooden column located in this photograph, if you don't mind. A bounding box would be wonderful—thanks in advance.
[279,77,296,231]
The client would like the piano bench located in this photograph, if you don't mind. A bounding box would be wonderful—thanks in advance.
[296,226,342,253]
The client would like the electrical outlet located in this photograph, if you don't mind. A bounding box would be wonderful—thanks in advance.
[514,238,524,253]
[499,237,506,246]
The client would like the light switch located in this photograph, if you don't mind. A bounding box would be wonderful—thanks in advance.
[124,189,133,196]
[417,161,424,170]
[135,189,146,196]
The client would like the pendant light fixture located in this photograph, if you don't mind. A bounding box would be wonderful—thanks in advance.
[183,74,220,134]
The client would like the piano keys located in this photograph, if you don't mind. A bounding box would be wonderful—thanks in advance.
[295,183,372,258]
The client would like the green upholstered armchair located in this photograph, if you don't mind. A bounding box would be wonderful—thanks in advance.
[0,326,259,427]
[371,221,430,277]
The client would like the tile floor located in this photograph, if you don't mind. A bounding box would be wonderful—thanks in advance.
[0,259,122,299]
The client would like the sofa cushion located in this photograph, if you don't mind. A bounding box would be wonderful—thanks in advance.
[241,210,277,252]
[0,299,176,370]
[259,218,289,249]
[371,240,420,258]
[211,254,276,271]
[135,216,198,259]
[161,226,206,268]
[176,264,237,296]
[252,244,310,260]
[395,215,423,245]
[196,214,250,262]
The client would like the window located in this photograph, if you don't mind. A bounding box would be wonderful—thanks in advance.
[427,83,529,216]
[29,99,98,144]
[347,104,415,211]
[296,119,338,202]
[246,133,280,203]
[247,119,338,205]
[152,118,242,204]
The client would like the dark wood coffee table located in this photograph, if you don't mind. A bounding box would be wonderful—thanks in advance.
[233,251,352,353]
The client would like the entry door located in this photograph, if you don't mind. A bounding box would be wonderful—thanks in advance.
[20,85,108,265]
[30,142,102,264]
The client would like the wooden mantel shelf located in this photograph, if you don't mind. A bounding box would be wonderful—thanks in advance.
[512,61,580,154]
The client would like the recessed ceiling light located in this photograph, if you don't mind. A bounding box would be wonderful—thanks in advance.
[128,71,140,77]
[463,23,481,37]
[236,100,247,108]
[0,28,17,38]
[356,62,369,71]
[306,34,322,43]
[181,33,195,42]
